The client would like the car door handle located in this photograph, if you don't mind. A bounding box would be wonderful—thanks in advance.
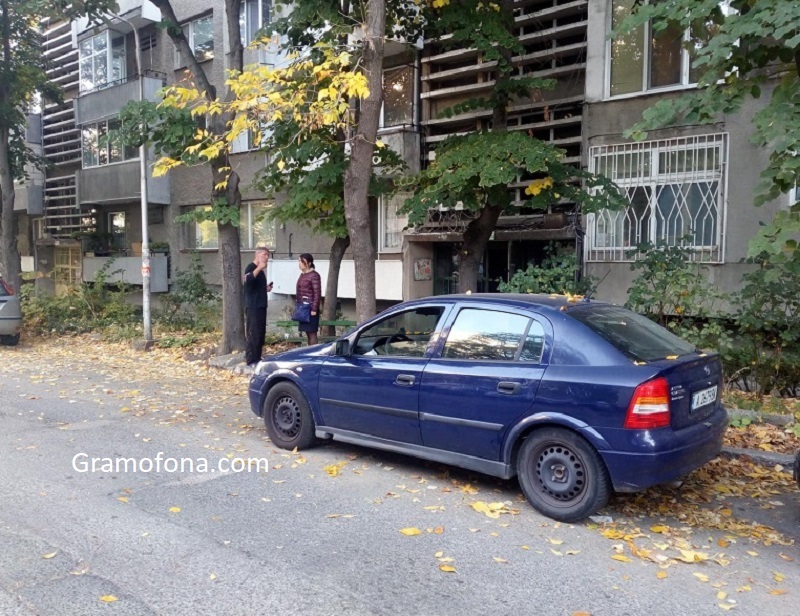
[395,374,416,386]
[497,381,521,395]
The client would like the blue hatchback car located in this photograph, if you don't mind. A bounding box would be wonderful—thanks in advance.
[249,294,727,522]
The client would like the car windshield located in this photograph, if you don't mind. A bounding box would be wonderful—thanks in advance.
[568,304,696,362]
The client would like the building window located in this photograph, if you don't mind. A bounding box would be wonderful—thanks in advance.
[176,13,214,67]
[82,119,138,168]
[239,201,276,249]
[79,30,126,93]
[586,133,728,263]
[240,0,271,46]
[189,202,275,250]
[607,0,728,97]
[382,66,414,128]
[379,193,409,253]
[108,212,126,250]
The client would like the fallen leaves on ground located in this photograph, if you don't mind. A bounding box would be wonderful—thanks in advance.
[725,422,799,455]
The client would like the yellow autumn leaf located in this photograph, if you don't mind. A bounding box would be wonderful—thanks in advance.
[611,554,632,563]
[693,573,710,583]
[210,573,217,581]
[746,550,758,557]
[736,585,751,593]
[656,570,668,579]
[773,571,785,582]
[400,527,422,536]
[650,525,670,534]
[718,604,735,612]
[439,564,457,573]
[169,506,181,513]
[117,497,128,503]
[41,552,57,559]
[548,538,564,545]
[677,549,709,563]
[769,589,787,596]
[492,557,508,563]
[99,595,118,603]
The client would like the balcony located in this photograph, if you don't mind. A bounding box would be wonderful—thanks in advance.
[72,0,161,42]
[82,255,168,292]
[375,126,421,175]
[77,158,170,206]
[74,72,166,126]
[14,185,44,215]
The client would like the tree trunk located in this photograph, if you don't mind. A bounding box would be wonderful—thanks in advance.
[213,161,245,354]
[343,0,385,323]
[458,204,502,293]
[0,128,19,291]
[322,235,349,335]
[0,3,19,290]
[154,0,246,354]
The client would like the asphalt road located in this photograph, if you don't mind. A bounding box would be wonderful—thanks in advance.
[0,340,798,616]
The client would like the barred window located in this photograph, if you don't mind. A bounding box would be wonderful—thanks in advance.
[586,133,727,263]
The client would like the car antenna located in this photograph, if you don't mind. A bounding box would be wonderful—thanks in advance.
[582,269,612,302]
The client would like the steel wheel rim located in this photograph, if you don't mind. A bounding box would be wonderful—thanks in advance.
[533,442,587,505]
[272,395,301,439]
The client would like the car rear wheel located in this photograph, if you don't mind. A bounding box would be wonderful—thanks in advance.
[263,382,316,450]
[0,334,20,346]
[517,427,610,523]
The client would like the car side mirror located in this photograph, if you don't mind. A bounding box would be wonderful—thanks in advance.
[334,339,351,356]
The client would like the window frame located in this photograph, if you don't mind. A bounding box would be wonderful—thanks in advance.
[585,133,728,264]
[239,200,276,250]
[378,192,409,254]
[605,0,732,99]
[81,119,138,169]
[79,30,127,93]
[175,13,215,68]
[240,0,271,46]
[380,65,415,129]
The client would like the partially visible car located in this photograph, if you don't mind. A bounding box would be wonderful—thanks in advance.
[0,274,22,346]
[248,293,728,522]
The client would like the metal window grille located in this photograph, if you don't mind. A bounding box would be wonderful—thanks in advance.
[585,133,728,263]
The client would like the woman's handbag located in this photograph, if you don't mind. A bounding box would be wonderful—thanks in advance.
[291,299,311,323]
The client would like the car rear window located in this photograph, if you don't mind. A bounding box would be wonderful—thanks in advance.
[568,305,696,362]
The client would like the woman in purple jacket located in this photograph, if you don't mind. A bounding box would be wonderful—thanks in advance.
[296,253,322,345]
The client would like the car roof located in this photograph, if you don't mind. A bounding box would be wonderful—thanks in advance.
[411,293,610,314]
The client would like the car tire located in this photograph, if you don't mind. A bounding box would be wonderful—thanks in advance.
[263,382,317,450]
[0,334,20,346]
[517,427,611,523]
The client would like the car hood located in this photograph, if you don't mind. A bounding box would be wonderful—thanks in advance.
[262,342,334,363]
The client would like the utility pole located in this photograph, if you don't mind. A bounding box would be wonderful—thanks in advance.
[108,11,151,343]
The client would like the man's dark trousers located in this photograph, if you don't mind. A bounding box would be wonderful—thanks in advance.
[245,307,267,365]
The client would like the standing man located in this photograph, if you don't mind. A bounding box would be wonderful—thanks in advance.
[243,247,273,366]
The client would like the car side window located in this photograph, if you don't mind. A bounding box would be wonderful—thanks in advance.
[352,306,445,357]
[443,309,537,361]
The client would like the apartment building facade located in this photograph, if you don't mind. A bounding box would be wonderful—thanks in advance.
[17,0,788,314]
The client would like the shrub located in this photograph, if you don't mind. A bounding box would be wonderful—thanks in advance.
[498,244,593,295]
[156,252,220,332]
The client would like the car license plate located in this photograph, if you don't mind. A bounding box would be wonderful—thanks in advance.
[691,385,717,411]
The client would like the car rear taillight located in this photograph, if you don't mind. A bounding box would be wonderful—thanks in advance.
[0,278,13,295]
[624,377,671,429]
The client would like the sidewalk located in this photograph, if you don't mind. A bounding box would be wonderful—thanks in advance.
[209,353,798,470]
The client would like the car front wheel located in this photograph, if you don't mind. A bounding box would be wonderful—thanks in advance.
[263,382,317,450]
[517,427,610,523]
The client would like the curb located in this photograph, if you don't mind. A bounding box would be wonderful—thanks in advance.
[720,446,795,469]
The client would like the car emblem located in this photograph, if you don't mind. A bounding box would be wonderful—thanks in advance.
[703,365,711,376]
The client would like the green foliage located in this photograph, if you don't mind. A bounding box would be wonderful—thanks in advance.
[730,250,800,397]
[397,131,626,223]
[625,241,731,351]
[728,415,753,429]
[21,259,137,335]
[497,244,593,295]
[615,0,800,252]
[156,252,220,331]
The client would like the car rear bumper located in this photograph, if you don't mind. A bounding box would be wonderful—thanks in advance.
[598,406,728,492]
[0,316,22,335]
